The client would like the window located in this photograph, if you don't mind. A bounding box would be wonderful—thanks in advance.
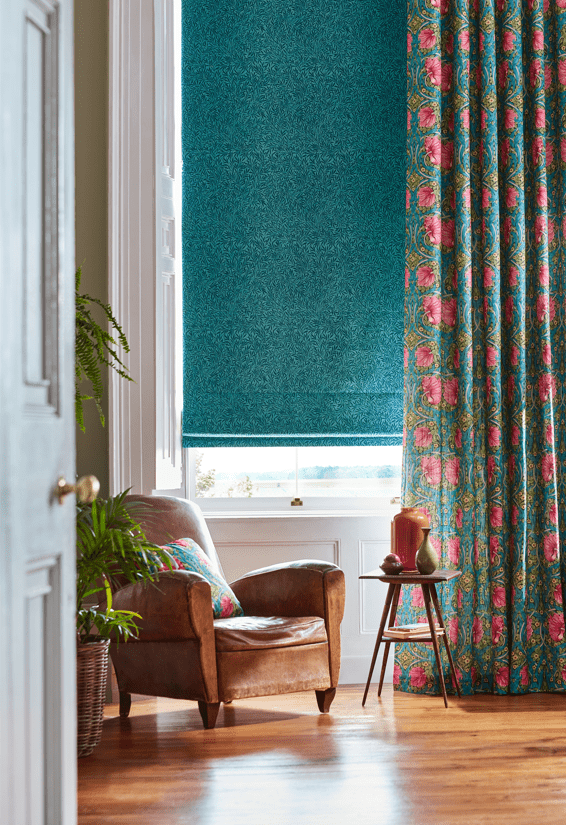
[187,445,402,512]
[179,1,406,512]
[108,1,404,511]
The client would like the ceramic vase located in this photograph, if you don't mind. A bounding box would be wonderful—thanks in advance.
[415,527,438,575]
[391,507,430,572]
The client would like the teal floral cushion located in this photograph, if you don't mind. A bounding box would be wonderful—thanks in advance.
[158,538,243,619]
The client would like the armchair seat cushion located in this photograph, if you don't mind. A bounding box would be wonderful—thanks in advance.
[213,615,327,652]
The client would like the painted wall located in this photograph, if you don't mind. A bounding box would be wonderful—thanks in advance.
[74,0,110,496]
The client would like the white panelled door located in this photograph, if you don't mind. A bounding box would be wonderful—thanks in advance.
[0,1,76,824]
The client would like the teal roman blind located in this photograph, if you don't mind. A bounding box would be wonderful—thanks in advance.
[181,0,405,447]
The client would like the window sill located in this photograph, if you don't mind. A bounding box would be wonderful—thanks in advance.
[203,506,398,520]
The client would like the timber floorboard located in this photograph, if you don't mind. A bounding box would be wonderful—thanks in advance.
[78,685,566,825]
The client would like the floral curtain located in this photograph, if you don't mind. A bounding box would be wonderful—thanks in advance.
[399,0,566,695]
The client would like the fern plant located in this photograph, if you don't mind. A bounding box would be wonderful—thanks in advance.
[75,265,133,431]
[76,491,174,643]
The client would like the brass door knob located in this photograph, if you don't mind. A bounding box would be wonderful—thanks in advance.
[55,475,100,505]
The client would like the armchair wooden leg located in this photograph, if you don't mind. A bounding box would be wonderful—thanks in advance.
[198,701,221,729]
[119,692,131,718]
[315,688,336,713]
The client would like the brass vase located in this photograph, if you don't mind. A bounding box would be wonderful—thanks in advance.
[415,527,438,575]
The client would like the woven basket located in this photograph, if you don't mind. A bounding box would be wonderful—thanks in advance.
[77,639,110,757]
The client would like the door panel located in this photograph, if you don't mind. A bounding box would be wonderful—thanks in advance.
[24,1,60,411]
[1,1,76,823]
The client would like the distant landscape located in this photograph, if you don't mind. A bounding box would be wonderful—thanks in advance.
[215,464,402,481]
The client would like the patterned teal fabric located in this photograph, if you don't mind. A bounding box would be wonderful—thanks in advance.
[159,539,244,619]
[398,0,566,695]
[181,0,405,447]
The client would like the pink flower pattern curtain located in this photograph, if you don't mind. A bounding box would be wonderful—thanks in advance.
[399,0,566,694]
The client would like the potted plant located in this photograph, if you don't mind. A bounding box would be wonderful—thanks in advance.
[74,267,172,755]
[75,485,173,757]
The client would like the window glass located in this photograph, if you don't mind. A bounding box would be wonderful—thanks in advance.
[297,446,402,498]
[194,446,402,500]
[195,447,296,498]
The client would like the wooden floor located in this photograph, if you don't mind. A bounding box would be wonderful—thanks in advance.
[78,685,566,825]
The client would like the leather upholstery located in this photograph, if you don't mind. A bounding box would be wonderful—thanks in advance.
[125,494,224,575]
[112,572,212,641]
[110,640,211,701]
[230,561,345,685]
[214,616,327,651]
[216,643,332,700]
[109,496,345,726]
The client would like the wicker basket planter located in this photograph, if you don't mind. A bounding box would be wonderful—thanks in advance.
[77,639,110,757]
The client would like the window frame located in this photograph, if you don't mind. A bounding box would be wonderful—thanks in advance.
[108,0,184,497]
[184,446,402,516]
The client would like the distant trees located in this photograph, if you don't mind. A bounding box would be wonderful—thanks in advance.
[196,452,257,497]
[227,476,256,498]
[195,451,216,497]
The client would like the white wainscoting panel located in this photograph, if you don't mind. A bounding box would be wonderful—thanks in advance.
[359,540,390,634]
[216,540,339,585]
[25,555,64,825]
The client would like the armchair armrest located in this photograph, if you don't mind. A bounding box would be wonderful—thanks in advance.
[230,560,345,685]
[111,570,215,642]
[230,560,344,619]
[110,570,219,705]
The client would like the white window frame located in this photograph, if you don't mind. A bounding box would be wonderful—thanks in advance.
[108,0,184,497]
[184,446,402,516]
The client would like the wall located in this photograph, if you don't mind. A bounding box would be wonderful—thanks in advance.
[74,0,110,496]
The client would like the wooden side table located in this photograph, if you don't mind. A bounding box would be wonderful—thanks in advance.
[359,569,462,708]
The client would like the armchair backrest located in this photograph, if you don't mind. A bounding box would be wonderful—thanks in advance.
[125,494,225,577]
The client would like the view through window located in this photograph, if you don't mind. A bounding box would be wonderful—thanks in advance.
[194,446,402,500]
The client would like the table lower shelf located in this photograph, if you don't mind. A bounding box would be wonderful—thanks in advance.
[382,628,445,642]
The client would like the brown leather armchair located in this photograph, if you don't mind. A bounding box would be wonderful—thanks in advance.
[109,495,346,729]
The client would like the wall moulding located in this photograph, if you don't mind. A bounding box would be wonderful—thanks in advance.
[214,539,340,583]
[358,539,389,635]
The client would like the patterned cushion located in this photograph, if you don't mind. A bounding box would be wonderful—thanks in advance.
[157,538,243,619]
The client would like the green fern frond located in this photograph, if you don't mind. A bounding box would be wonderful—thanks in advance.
[75,265,134,431]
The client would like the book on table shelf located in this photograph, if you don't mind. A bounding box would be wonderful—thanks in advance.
[382,622,443,640]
